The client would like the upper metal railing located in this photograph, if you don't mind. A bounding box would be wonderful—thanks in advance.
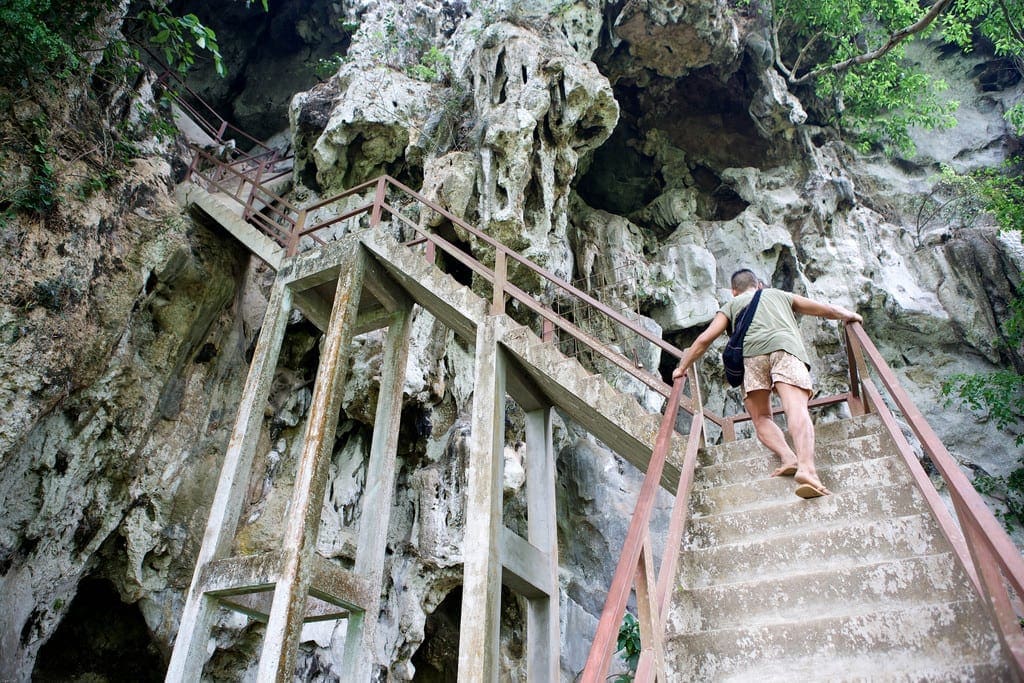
[180,127,1024,680]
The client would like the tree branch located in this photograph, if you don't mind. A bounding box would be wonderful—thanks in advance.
[996,0,1024,47]
[771,12,792,79]
[786,0,957,85]
[790,29,824,77]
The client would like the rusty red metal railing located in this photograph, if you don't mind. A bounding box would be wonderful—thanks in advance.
[180,134,1024,679]
[843,322,1024,674]
[580,370,706,682]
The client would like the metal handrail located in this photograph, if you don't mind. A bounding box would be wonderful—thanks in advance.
[843,322,1024,674]
[146,50,278,157]
[581,376,692,679]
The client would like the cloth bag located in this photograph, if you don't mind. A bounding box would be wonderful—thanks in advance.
[722,290,762,387]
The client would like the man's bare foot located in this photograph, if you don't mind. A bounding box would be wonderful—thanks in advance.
[772,463,798,477]
[794,470,831,496]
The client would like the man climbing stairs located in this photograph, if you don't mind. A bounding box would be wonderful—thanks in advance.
[666,414,1011,680]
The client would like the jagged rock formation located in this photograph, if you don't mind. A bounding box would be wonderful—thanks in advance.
[0,0,1021,680]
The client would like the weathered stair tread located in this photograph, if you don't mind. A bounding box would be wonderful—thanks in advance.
[701,413,885,466]
[689,455,911,516]
[666,600,1004,680]
[695,431,891,488]
[716,654,1009,683]
[685,481,926,549]
[679,513,950,588]
[669,552,974,634]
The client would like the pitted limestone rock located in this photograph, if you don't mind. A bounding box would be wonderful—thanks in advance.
[468,21,618,275]
[612,0,742,77]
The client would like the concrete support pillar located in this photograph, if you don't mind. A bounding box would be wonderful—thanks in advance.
[458,317,507,682]
[342,303,413,679]
[166,277,293,682]
[257,251,366,681]
[525,406,559,680]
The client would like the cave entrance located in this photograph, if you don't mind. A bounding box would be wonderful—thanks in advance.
[33,578,164,682]
[411,587,463,681]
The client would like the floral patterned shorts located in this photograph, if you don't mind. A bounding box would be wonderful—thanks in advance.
[742,350,813,397]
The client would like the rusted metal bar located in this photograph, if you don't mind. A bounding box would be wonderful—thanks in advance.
[542,318,555,343]
[288,209,307,258]
[302,177,384,212]
[848,324,1024,598]
[859,378,979,589]
[726,393,851,428]
[581,377,684,682]
[635,373,706,683]
[299,203,375,238]
[721,417,737,442]
[369,177,386,227]
[635,533,665,683]
[958,504,1024,676]
[188,146,301,213]
[843,325,866,416]
[492,250,507,315]
[381,176,684,362]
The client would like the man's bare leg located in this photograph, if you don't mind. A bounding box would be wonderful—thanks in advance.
[776,381,830,494]
[743,389,799,476]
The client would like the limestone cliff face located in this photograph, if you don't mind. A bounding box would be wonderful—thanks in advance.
[0,0,1021,680]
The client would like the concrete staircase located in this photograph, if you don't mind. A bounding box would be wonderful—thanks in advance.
[357,228,688,487]
[666,414,1010,681]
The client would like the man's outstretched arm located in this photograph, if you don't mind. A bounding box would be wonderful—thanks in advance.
[672,312,730,380]
[791,294,862,324]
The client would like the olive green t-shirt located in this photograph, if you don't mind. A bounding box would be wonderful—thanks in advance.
[719,288,811,367]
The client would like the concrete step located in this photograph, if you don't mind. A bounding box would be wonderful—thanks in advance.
[695,431,892,489]
[668,552,974,634]
[684,481,926,550]
[666,600,1005,681]
[701,413,885,466]
[689,455,911,517]
[727,657,1010,683]
[678,513,949,589]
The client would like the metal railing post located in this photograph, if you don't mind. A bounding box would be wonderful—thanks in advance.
[288,209,307,257]
[844,323,866,416]
[492,250,507,315]
[542,318,555,343]
[370,177,386,227]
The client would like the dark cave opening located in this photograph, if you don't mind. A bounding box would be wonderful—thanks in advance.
[33,578,164,682]
[411,587,463,682]
[576,63,764,223]
[576,118,664,214]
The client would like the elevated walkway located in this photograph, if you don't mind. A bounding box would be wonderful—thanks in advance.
[160,87,1024,682]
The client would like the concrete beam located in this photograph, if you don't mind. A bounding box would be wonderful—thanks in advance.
[458,317,507,683]
[501,527,554,599]
[342,304,413,679]
[186,187,284,269]
[525,406,560,681]
[257,248,366,681]
[165,278,293,683]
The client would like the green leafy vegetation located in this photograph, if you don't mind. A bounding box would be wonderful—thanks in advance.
[407,46,452,83]
[936,154,1024,528]
[614,612,641,682]
[137,8,226,77]
[0,1,266,230]
[756,0,1024,153]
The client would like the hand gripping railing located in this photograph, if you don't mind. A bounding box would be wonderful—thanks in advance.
[843,322,1024,675]
[579,370,705,682]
